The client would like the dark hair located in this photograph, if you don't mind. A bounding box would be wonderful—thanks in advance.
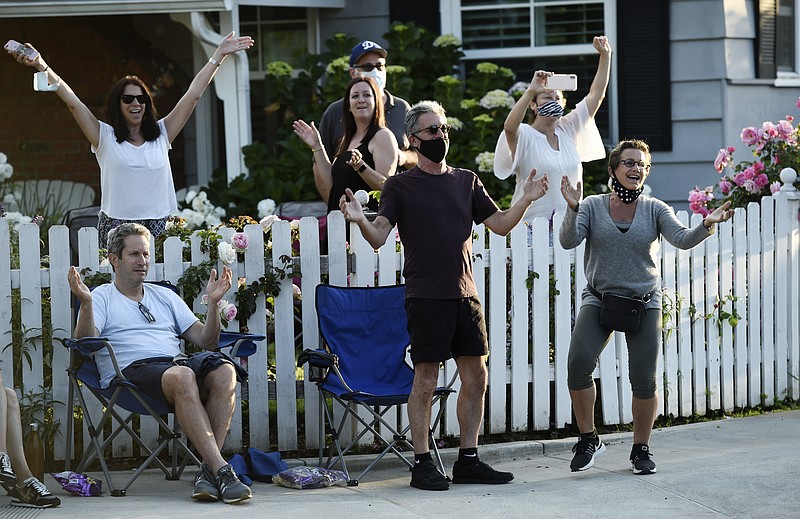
[107,223,151,259]
[105,76,160,144]
[608,139,651,172]
[335,77,385,158]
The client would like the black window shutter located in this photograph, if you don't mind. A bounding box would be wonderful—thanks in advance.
[758,0,778,78]
[390,0,441,31]
[617,0,672,151]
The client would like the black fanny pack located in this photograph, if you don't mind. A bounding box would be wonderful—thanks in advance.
[587,285,651,334]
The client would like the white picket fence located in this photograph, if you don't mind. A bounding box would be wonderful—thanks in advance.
[1,190,798,464]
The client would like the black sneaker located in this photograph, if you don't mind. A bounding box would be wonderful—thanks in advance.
[570,435,606,471]
[10,477,60,508]
[192,463,219,502]
[630,444,657,475]
[215,463,252,504]
[452,460,514,484]
[410,459,450,491]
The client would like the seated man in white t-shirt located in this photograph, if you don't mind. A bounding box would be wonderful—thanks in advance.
[66,223,250,505]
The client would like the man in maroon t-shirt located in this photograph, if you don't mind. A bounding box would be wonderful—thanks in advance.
[340,100,548,491]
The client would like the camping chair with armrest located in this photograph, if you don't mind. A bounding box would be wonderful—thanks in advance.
[299,284,457,486]
[62,280,265,497]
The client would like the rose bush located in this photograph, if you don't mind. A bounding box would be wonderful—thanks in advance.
[689,97,800,215]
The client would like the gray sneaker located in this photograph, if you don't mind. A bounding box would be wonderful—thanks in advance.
[10,477,60,508]
[215,463,252,504]
[191,463,219,502]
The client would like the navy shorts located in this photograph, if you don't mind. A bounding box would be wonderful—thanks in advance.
[404,296,489,364]
[121,351,243,410]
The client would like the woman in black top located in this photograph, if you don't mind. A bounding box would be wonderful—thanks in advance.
[293,77,398,212]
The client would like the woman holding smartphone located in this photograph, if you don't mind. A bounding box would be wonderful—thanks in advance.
[494,35,612,238]
[6,32,253,248]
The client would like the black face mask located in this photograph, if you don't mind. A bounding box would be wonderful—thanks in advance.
[610,174,644,204]
[414,137,449,163]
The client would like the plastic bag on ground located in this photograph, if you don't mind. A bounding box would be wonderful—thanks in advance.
[272,466,347,490]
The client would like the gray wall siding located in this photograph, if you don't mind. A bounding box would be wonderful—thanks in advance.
[318,0,392,50]
[649,0,786,210]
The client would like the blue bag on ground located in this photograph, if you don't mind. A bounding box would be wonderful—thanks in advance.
[248,448,288,483]
[227,453,253,486]
[272,466,347,490]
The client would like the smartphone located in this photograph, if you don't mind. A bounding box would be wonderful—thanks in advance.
[4,39,39,60]
[545,73,577,91]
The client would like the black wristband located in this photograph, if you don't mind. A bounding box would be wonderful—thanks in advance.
[357,163,367,173]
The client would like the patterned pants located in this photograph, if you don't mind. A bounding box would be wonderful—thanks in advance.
[97,211,168,250]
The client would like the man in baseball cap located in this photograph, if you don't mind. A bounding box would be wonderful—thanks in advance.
[315,39,416,184]
[349,40,387,65]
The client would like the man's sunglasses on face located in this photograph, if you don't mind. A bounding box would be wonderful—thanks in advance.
[413,124,452,136]
[353,63,385,72]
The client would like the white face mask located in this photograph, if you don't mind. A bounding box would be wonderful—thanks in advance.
[358,68,386,90]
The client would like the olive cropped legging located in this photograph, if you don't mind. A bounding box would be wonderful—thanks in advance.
[567,304,660,399]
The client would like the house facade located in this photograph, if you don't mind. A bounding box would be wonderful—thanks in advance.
[1,0,797,209]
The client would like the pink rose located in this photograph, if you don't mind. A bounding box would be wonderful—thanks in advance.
[755,173,770,188]
[743,179,759,193]
[216,300,237,321]
[719,178,733,195]
[770,181,782,194]
[223,303,238,321]
[734,172,747,187]
[740,127,761,146]
[777,120,794,140]
[231,232,250,252]
[761,121,778,140]
[688,187,713,215]
[713,148,730,173]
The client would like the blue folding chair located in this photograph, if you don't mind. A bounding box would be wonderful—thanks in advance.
[300,284,456,485]
[63,281,265,496]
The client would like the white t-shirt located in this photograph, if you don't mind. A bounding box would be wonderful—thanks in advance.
[91,282,198,388]
[494,99,606,223]
[92,120,178,220]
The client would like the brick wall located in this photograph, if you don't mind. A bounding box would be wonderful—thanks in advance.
[1,15,192,206]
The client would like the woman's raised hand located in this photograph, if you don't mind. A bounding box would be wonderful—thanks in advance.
[292,120,322,149]
[560,175,583,211]
[704,200,733,226]
[593,35,612,56]
[217,31,254,57]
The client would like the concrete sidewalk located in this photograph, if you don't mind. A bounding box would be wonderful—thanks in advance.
[7,410,798,518]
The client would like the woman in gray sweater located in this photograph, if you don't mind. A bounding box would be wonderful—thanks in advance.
[559,139,732,475]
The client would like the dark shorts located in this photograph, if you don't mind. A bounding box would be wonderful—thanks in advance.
[404,296,489,364]
[97,211,169,249]
[121,351,242,410]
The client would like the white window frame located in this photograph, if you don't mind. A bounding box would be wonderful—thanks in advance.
[440,0,618,140]
[240,5,319,80]
[775,0,800,85]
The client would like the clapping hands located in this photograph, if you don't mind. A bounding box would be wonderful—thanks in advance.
[560,175,583,211]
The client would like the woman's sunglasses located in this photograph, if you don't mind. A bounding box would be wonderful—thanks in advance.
[120,94,149,104]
